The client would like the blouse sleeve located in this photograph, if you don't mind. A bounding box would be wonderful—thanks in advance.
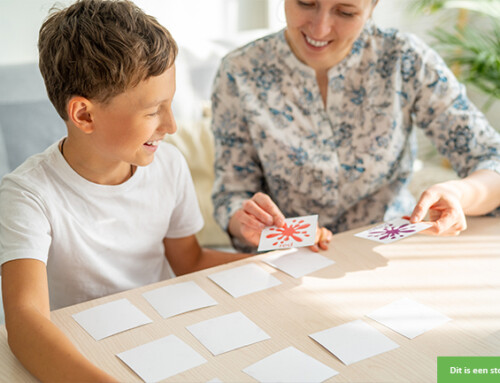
[408,35,500,180]
[210,56,266,231]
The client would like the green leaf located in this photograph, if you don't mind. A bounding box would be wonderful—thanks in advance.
[443,1,500,19]
[430,24,500,108]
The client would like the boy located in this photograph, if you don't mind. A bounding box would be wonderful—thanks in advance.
[0,1,251,381]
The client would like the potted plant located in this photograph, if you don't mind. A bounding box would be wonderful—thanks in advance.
[409,0,500,111]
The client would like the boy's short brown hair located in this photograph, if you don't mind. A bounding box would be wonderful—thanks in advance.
[38,0,177,120]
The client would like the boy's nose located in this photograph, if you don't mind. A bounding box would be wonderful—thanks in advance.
[159,108,177,135]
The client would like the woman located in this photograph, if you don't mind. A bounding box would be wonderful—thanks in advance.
[211,0,500,251]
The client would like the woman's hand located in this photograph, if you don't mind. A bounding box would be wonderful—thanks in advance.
[309,226,333,252]
[411,170,500,236]
[410,182,467,236]
[228,192,286,246]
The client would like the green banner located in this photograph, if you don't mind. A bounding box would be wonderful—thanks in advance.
[438,357,500,383]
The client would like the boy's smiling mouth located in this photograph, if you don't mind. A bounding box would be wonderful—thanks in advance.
[143,139,161,152]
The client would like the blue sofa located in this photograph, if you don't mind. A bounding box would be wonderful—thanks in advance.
[0,62,66,179]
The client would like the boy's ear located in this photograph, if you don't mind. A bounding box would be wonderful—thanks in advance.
[67,96,95,134]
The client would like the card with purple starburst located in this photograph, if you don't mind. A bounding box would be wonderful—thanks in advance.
[354,218,432,244]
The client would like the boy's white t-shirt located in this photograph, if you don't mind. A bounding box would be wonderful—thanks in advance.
[0,141,204,310]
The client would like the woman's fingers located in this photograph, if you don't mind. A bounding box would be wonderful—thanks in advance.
[230,193,286,246]
[243,192,285,227]
[411,185,467,236]
[422,208,467,236]
[243,213,269,233]
[310,226,332,252]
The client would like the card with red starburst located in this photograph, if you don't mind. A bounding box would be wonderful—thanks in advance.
[258,215,318,252]
[354,218,432,244]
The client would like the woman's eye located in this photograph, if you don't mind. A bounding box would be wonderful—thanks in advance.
[338,10,354,17]
[298,1,315,8]
[147,111,159,117]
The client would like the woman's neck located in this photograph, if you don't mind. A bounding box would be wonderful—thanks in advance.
[316,70,328,107]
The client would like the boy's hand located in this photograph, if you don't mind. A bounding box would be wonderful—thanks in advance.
[228,192,285,247]
[309,226,333,252]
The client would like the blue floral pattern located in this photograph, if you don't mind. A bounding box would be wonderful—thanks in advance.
[211,22,500,244]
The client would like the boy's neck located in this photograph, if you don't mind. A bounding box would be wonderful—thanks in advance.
[59,137,135,185]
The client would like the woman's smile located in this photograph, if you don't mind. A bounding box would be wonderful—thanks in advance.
[303,32,331,49]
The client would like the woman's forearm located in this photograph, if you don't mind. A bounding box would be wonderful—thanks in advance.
[449,169,500,215]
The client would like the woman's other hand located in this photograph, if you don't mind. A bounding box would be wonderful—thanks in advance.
[309,226,333,252]
[228,192,286,246]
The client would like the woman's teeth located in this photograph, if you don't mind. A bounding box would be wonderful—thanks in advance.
[306,35,329,47]
[145,140,160,146]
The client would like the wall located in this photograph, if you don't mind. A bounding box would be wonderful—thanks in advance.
[0,0,274,65]
[1,0,497,130]
[0,0,432,65]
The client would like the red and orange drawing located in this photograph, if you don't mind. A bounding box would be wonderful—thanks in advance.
[266,219,311,247]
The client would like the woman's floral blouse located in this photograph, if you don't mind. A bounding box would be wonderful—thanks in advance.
[211,21,500,247]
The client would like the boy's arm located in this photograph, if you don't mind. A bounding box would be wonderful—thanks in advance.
[2,259,117,382]
[163,235,254,276]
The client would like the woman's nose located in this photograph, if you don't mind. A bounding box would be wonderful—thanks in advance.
[310,10,332,38]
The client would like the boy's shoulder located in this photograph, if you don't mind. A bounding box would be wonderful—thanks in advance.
[0,142,60,191]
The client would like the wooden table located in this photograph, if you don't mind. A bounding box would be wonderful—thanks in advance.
[1,217,499,382]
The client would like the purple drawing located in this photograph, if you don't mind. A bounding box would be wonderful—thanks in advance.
[354,218,432,244]
[367,223,417,240]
